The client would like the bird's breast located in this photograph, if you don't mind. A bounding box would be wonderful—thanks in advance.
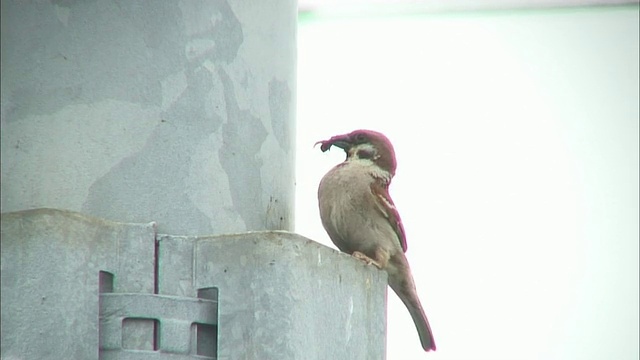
[317,161,399,256]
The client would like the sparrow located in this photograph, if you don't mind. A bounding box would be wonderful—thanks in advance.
[316,129,436,352]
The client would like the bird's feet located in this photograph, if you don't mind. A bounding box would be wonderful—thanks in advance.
[352,251,383,269]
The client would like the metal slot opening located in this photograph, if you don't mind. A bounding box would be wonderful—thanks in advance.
[197,287,218,358]
[122,317,159,351]
[99,271,114,293]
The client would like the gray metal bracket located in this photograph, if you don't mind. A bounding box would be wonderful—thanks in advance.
[99,292,218,359]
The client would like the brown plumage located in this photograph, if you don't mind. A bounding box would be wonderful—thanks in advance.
[316,129,436,352]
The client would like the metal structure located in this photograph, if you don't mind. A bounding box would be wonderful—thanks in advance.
[1,209,387,359]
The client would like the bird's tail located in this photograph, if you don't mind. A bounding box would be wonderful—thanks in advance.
[388,255,436,352]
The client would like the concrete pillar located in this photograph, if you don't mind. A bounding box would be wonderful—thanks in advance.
[159,231,388,359]
[1,209,387,360]
[0,2,389,359]
[0,0,296,236]
[0,209,157,360]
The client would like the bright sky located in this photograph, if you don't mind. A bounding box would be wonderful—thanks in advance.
[295,6,639,360]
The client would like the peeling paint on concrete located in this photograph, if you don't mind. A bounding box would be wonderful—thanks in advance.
[1,1,296,236]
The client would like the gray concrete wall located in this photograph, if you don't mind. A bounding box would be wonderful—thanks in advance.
[1,209,387,360]
[0,209,157,360]
[159,231,388,360]
[0,0,296,236]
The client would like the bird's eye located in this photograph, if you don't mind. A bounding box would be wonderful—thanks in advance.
[355,133,366,142]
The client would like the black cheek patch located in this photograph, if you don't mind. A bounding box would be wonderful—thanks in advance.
[357,149,375,159]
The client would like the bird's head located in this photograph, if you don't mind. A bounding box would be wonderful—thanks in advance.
[316,129,397,177]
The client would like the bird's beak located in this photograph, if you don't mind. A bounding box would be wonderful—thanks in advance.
[315,134,352,152]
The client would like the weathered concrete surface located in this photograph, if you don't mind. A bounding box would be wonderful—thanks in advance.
[0,0,296,236]
[2,209,387,360]
[158,231,388,360]
[0,208,156,360]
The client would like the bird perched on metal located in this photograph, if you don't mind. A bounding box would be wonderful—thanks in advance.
[316,129,436,352]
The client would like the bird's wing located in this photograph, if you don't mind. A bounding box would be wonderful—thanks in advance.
[370,182,408,252]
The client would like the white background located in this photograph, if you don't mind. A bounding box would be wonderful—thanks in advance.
[295,5,639,360]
